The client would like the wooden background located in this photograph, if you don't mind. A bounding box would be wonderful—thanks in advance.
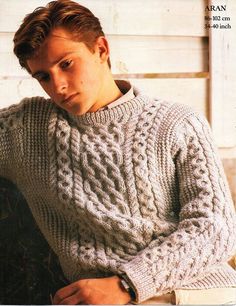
[0,0,235,304]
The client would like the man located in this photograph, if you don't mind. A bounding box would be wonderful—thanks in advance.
[1,0,236,304]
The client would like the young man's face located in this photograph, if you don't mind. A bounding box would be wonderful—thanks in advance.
[27,27,109,115]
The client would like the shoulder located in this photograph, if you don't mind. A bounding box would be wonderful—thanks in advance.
[149,98,209,132]
[146,98,212,150]
[0,96,55,132]
[0,99,25,132]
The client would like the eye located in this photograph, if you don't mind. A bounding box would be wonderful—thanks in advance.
[60,59,73,70]
[34,73,50,83]
[40,74,50,82]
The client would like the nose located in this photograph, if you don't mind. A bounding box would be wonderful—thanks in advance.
[51,73,68,96]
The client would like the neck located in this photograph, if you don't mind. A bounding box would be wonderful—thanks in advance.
[88,70,123,112]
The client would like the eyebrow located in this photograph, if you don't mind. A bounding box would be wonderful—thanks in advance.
[31,51,75,78]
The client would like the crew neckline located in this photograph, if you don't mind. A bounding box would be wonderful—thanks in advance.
[67,86,149,125]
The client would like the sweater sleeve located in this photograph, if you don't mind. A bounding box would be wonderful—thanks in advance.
[118,109,236,303]
[0,102,24,180]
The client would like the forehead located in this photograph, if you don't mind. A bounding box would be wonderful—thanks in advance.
[27,27,88,72]
[36,27,82,57]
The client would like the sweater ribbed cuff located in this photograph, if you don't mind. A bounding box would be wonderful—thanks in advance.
[119,257,157,303]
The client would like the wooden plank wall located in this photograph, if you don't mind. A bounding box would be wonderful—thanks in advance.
[209,0,236,157]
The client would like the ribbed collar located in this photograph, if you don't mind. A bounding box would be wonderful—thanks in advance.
[67,87,150,126]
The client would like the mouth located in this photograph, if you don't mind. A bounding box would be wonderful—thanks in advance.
[62,93,78,105]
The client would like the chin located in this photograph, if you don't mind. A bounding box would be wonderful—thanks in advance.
[65,99,96,116]
[70,105,89,116]
[74,110,86,116]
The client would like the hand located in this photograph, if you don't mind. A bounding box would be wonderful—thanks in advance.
[52,275,132,305]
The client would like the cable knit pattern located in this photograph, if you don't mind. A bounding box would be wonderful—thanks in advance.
[0,89,236,303]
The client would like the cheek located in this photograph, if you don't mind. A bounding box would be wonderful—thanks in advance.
[76,61,101,86]
[38,82,49,94]
[41,84,53,97]
[39,83,58,101]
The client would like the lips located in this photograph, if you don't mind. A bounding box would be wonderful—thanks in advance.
[62,93,78,105]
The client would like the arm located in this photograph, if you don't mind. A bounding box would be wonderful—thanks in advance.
[117,110,236,302]
[0,102,24,180]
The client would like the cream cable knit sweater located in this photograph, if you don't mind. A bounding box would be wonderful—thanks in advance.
[0,89,236,303]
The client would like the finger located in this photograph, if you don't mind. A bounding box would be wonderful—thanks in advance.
[58,289,91,306]
[58,287,93,305]
[53,284,78,305]
[58,293,83,305]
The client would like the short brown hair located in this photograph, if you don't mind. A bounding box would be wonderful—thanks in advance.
[13,0,111,71]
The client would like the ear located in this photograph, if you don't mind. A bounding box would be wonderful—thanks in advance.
[95,36,110,64]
